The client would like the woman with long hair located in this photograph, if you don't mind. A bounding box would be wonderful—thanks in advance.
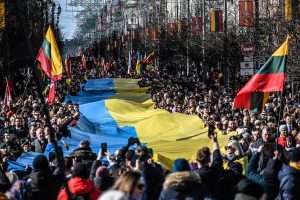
[112,170,144,200]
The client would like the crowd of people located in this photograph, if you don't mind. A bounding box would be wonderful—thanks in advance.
[0,54,300,200]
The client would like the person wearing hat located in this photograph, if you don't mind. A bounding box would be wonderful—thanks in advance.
[3,130,21,159]
[276,125,288,149]
[235,178,265,200]
[0,142,11,171]
[278,147,300,200]
[159,158,213,200]
[29,155,64,200]
[57,162,101,200]
[21,140,31,153]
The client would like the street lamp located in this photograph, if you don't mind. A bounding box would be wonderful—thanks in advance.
[56,3,61,30]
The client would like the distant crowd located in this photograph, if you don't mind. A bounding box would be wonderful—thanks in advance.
[0,54,300,200]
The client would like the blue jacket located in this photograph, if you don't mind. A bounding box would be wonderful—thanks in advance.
[278,164,300,200]
[247,153,280,200]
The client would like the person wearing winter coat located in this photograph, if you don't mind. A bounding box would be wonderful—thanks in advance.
[246,149,281,200]
[193,133,223,197]
[159,158,214,200]
[94,166,114,191]
[57,162,101,200]
[29,155,64,200]
[278,147,300,200]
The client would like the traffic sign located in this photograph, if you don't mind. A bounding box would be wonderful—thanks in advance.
[244,56,253,61]
[240,68,254,76]
[241,42,255,57]
[240,61,254,69]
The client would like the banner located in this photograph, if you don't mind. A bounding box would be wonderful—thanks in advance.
[150,28,157,40]
[167,23,177,38]
[285,0,300,21]
[192,17,202,36]
[210,9,223,32]
[239,0,254,27]
[0,2,4,29]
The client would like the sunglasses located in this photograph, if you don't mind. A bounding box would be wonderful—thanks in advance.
[137,183,144,190]
[225,146,235,150]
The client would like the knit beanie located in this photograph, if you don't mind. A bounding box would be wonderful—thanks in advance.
[279,125,288,132]
[96,166,109,178]
[172,158,190,172]
[33,155,49,171]
[237,179,264,199]
[291,147,300,162]
[72,162,89,179]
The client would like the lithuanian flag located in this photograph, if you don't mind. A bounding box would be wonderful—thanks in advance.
[234,37,290,112]
[36,26,63,81]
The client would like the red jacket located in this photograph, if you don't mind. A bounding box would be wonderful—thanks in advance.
[276,137,286,149]
[57,177,101,200]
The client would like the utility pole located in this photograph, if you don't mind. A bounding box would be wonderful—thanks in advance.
[156,1,160,69]
[224,0,229,87]
[201,0,205,79]
[254,0,259,63]
[186,0,190,76]
[51,2,55,28]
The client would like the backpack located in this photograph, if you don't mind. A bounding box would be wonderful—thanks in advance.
[64,182,93,200]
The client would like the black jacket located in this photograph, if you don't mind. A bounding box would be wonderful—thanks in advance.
[193,149,223,197]
[278,164,300,200]
[159,171,214,200]
[29,166,64,200]
[141,161,164,200]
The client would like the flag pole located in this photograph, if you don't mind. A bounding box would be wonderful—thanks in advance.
[276,36,290,147]
[276,91,284,147]
[14,0,64,172]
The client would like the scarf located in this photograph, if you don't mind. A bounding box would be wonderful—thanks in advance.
[290,162,300,171]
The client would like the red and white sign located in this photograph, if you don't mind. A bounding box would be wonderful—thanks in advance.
[241,42,255,57]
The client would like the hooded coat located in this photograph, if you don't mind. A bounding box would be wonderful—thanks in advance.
[57,177,101,200]
[278,164,300,200]
[159,172,214,200]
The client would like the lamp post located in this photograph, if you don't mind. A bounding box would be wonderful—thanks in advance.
[56,3,61,30]
[156,0,160,69]
[186,0,190,76]
[51,1,55,28]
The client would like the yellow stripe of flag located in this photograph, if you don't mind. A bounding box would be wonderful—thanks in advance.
[45,26,63,79]
[272,36,290,57]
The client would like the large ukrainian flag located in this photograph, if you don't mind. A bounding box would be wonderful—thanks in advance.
[64,78,237,170]
[9,78,238,171]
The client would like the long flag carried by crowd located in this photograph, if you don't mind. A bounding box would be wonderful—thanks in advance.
[234,37,290,112]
